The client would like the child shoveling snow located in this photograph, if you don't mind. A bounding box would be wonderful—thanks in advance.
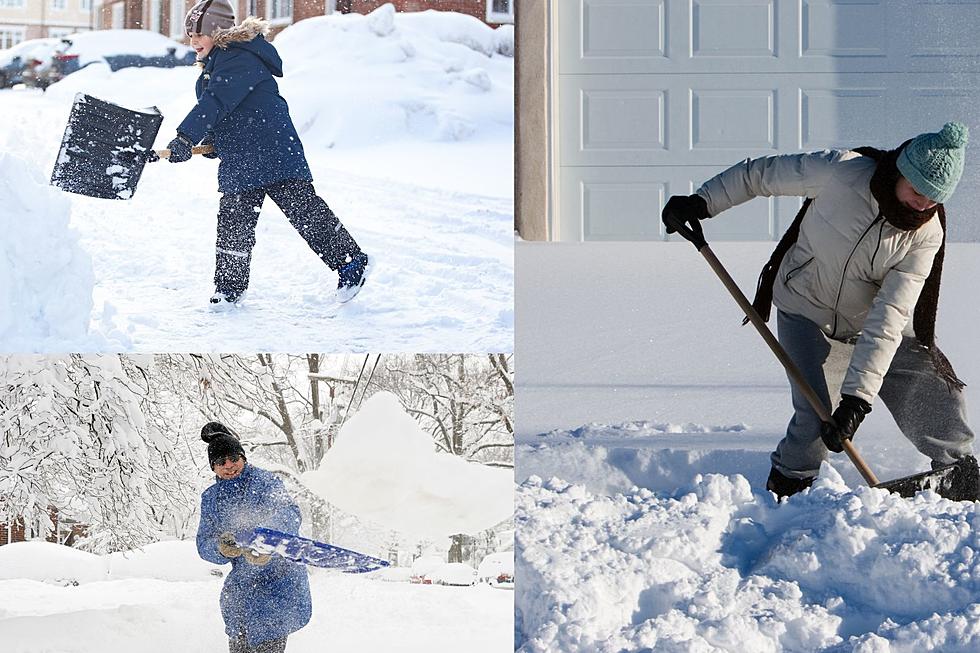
[166,0,370,308]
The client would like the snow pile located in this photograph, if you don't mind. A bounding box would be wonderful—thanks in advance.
[0,541,221,585]
[303,392,513,540]
[0,564,512,652]
[0,542,108,585]
[0,153,94,350]
[516,472,980,652]
[477,550,513,582]
[274,5,514,147]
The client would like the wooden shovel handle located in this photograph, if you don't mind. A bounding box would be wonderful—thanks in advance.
[154,144,215,159]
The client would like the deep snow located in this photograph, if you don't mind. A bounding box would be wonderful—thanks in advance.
[0,541,513,652]
[0,7,513,352]
[515,241,980,652]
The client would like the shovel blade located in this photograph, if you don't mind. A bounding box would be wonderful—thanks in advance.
[875,455,980,502]
[50,93,163,200]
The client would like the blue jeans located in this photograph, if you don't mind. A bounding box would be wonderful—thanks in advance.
[771,310,974,478]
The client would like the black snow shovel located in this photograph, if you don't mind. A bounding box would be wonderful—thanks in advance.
[663,210,980,502]
[50,93,213,200]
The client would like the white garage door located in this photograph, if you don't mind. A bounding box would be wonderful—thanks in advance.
[556,0,980,242]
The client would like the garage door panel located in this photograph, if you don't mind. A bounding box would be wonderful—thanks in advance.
[800,0,888,59]
[692,90,775,150]
[562,0,668,71]
[909,0,980,61]
[692,0,775,58]
[581,89,667,153]
[559,167,800,241]
[800,87,890,148]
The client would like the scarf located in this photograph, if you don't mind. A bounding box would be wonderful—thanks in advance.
[745,146,965,391]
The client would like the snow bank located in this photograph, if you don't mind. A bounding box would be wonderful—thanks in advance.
[516,473,980,652]
[273,5,513,148]
[0,153,94,350]
[302,392,513,541]
[0,540,221,585]
[0,542,107,585]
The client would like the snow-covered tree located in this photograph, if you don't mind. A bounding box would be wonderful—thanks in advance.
[0,355,196,552]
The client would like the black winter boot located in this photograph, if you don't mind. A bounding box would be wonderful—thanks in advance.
[336,253,370,303]
[766,466,814,500]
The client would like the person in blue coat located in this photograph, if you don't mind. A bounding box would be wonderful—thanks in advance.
[167,0,370,307]
[197,421,312,653]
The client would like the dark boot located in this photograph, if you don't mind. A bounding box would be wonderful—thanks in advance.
[766,466,814,500]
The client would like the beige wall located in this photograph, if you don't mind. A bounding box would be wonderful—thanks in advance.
[515,0,548,240]
[0,0,96,42]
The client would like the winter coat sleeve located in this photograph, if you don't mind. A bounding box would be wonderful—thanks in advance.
[196,491,228,565]
[177,49,271,143]
[842,226,943,403]
[696,150,844,218]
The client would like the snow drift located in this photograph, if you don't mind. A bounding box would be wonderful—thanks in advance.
[517,473,980,652]
[303,392,513,541]
[0,153,94,349]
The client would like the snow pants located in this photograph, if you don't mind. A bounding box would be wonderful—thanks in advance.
[215,179,362,297]
[771,310,975,479]
[228,635,287,653]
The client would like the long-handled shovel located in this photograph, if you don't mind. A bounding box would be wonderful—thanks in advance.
[50,93,213,200]
[663,210,979,501]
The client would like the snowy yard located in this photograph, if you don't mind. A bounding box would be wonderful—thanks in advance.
[515,241,980,652]
[0,541,513,653]
[0,8,513,352]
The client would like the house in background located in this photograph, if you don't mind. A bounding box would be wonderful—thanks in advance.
[0,0,97,49]
[98,0,513,41]
[1,507,87,547]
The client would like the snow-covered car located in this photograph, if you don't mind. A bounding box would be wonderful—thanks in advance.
[7,30,195,89]
[428,562,478,587]
[477,550,514,587]
[0,37,60,88]
[409,555,444,584]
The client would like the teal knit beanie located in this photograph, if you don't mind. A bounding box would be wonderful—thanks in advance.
[896,122,969,203]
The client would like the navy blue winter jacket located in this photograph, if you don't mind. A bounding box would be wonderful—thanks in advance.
[196,463,312,645]
[177,18,312,195]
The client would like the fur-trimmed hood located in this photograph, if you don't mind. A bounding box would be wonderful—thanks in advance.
[206,16,282,77]
[212,16,270,48]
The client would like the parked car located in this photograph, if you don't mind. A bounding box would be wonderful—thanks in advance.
[409,555,444,584]
[1,30,194,90]
[0,37,60,88]
[428,562,478,587]
[477,550,514,587]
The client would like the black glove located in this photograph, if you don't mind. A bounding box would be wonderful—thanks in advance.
[662,194,710,234]
[820,394,871,453]
[200,133,218,159]
[166,133,194,163]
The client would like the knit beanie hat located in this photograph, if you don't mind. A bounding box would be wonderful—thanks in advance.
[185,0,236,36]
[201,421,246,468]
[896,122,969,203]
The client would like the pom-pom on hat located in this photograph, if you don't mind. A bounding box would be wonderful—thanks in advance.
[201,421,246,468]
[185,0,236,37]
[896,122,969,203]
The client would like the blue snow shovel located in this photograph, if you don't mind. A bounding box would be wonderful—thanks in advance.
[663,209,980,501]
[50,93,213,200]
[239,528,391,573]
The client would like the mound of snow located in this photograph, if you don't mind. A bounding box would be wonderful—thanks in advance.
[517,472,980,652]
[273,5,513,148]
[0,540,221,585]
[0,153,94,350]
[429,562,477,586]
[0,542,108,585]
[108,541,224,581]
[303,392,513,541]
